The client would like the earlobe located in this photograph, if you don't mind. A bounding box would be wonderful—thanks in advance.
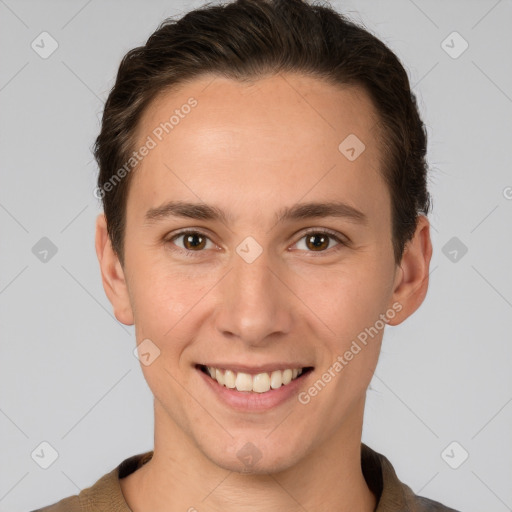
[95,213,134,326]
[386,215,433,326]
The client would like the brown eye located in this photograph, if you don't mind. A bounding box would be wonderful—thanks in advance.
[168,231,214,256]
[305,233,330,251]
[181,232,207,250]
[294,229,345,254]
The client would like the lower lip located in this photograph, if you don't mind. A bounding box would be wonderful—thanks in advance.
[197,367,312,412]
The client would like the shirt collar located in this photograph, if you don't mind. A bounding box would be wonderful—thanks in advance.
[86,443,422,511]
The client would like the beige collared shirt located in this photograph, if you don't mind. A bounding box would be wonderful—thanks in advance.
[31,444,460,512]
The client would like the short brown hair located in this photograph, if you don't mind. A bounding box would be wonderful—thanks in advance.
[94,0,431,266]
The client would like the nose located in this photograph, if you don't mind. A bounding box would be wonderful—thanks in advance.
[214,244,293,346]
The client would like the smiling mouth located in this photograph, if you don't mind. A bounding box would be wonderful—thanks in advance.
[197,364,314,393]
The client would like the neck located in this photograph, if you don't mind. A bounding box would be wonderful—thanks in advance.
[121,400,376,512]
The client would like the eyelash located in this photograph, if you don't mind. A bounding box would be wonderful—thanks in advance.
[165,228,347,258]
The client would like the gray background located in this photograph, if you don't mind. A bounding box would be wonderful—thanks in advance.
[1,0,511,510]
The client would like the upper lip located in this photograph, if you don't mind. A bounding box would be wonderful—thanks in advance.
[197,363,313,375]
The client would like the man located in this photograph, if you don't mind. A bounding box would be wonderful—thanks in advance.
[32,0,460,510]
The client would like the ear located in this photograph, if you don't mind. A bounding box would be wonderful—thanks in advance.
[387,215,433,326]
[95,213,134,325]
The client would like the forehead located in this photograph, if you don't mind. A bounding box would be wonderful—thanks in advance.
[128,73,389,227]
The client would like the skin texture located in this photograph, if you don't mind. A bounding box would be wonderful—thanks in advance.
[95,72,432,512]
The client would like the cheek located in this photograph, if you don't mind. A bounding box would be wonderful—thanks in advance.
[299,260,390,333]
[131,274,195,398]
[129,264,218,357]
[305,270,387,401]
[129,268,189,341]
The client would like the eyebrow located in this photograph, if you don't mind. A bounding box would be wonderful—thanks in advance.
[144,200,368,226]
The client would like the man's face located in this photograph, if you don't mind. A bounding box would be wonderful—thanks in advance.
[116,73,403,472]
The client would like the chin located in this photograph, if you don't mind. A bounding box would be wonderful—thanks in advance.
[201,438,306,475]
[210,455,298,475]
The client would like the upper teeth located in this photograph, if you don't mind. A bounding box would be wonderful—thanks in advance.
[205,366,304,393]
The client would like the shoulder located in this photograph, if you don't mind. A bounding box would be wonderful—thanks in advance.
[361,443,462,512]
[28,450,153,512]
[404,492,461,512]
